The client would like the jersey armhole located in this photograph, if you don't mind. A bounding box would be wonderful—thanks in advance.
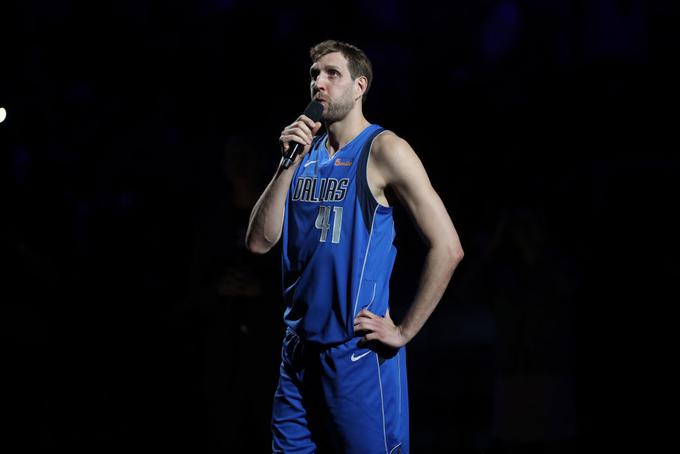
[356,128,392,232]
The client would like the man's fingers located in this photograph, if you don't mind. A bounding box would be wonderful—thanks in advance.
[354,319,379,331]
[296,117,317,139]
[283,129,312,145]
[281,120,314,144]
[354,313,381,325]
[358,308,379,319]
[355,320,387,340]
[299,115,319,132]
[279,117,320,157]
[279,133,312,158]
[364,332,378,342]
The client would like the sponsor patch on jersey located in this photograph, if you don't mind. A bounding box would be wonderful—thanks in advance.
[335,158,353,166]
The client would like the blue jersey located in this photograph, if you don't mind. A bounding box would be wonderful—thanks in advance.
[281,124,397,345]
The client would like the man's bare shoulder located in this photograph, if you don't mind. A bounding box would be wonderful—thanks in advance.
[371,130,414,166]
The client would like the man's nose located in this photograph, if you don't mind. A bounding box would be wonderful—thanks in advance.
[312,75,328,90]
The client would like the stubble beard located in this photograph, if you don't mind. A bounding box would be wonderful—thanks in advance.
[322,91,355,124]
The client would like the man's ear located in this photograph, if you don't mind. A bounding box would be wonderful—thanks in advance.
[355,75,368,101]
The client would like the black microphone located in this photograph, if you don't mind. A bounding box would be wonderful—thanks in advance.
[282,100,324,169]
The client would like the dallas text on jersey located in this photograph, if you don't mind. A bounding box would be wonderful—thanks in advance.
[291,177,350,203]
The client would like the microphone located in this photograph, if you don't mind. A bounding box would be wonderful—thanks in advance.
[282,100,324,169]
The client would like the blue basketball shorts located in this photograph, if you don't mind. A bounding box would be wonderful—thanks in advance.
[271,327,409,453]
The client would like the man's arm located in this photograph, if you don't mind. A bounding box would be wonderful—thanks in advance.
[244,163,296,254]
[353,132,464,347]
[245,115,321,254]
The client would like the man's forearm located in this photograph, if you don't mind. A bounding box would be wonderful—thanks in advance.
[245,160,297,254]
[398,243,463,342]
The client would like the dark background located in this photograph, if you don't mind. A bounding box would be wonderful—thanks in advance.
[2,0,678,452]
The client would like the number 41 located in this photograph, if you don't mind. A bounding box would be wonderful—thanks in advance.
[315,205,343,243]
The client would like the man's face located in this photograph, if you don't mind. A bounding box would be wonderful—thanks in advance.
[309,52,359,123]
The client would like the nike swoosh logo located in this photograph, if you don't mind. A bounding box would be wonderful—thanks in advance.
[303,160,318,168]
[350,350,372,362]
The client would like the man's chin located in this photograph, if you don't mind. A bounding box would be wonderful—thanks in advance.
[321,114,336,123]
[322,111,347,124]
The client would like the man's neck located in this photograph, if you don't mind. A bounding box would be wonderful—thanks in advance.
[325,108,370,157]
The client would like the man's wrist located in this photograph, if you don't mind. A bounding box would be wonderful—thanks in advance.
[396,325,412,346]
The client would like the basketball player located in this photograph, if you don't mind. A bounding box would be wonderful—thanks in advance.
[246,40,464,453]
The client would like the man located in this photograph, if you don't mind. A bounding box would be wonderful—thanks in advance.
[246,40,464,453]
